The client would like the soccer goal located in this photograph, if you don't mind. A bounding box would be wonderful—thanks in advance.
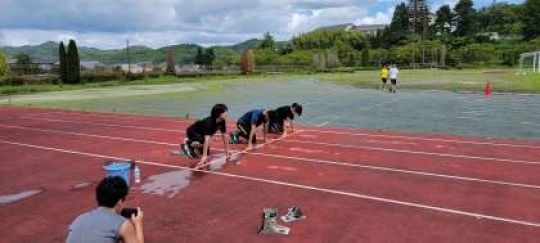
[519,51,540,74]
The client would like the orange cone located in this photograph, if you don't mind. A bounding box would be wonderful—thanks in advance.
[484,81,492,97]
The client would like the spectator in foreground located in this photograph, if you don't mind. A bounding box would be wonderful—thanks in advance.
[66,176,144,243]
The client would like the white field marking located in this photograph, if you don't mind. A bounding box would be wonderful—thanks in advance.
[249,152,540,190]
[8,116,540,165]
[18,116,183,133]
[0,124,181,146]
[460,110,485,114]
[17,115,240,131]
[455,117,479,120]
[194,129,302,169]
[1,139,540,228]
[297,129,540,149]
[26,110,193,123]
[18,111,540,149]
[317,120,332,127]
[2,123,540,190]
[283,139,540,166]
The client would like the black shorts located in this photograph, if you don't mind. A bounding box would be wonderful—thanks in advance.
[186,127,204,144]
[268,112,284,134]
[186,127,210,155]
[236,122,257,144]
[391,79,397,85]
[381,78,387,83]
[269,121,284,134]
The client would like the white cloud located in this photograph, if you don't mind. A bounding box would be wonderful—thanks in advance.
[0,0,389,49]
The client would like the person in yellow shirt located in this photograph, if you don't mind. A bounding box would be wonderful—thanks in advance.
[380,64,389,90]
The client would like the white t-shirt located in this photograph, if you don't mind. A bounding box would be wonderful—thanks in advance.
[389,67,399,79]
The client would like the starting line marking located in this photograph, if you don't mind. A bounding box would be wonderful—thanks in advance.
[1,123,540,190]
[15,114,540,149]
[2,139,540,228]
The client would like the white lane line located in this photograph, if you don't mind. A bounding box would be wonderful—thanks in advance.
[2,123,540,190]
[7,117,540,166]
[18,116,183,133]
[28,110,192,123]
[0,124,179,145]
[201,129,302,168]
[317,121,332,127]
[283,139,540,166]
[249,152,540,190]
[2,139,540,228]
[17,113,540,149]
[297,129,540,149]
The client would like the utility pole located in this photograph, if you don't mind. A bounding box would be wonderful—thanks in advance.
[126,39,131,74]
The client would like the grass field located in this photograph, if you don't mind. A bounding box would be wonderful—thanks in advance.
[318,69,540,94]
[2,68,540,95]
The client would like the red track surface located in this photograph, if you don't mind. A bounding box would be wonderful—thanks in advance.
[1,106,540,242]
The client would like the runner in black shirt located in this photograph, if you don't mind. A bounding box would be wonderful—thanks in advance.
[268,103,302,137]
[181,104,230,165]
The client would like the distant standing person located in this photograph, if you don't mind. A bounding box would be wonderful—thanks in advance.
[380,64,388,90]
[389,64,399,93]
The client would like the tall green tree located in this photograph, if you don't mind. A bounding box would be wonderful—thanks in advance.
[477,3,521,35]
[15,53,32,74]
[521,0,540,39]
[58,42,68,84]
[390,3,410,32]
[361,48,370,67]
[66,39,80,84]
[453,0,476,37]
[259,32,275,50]
[0,51,8,81]
[194,47,205,65]
[222,50,236,66]
[206,48,215,68]
[408,0,430,36]
[388,2,411,45]
[15,53,31,65]
[434,5,454,36]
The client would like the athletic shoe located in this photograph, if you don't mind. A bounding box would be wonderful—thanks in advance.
[258,208,290,235]
[229,132,238,144]
[180,143,194,159]
[281,206,307,222]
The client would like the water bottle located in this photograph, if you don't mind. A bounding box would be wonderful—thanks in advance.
[134,166,141,184]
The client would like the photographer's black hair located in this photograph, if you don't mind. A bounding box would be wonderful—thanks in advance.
[96,176,129,208]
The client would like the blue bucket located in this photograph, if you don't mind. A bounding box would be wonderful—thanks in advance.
[103,161,132,186]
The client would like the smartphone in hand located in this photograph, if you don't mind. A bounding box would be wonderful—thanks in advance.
[120,208,138,218]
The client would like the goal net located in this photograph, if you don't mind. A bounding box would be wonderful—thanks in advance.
[519,51,540,74]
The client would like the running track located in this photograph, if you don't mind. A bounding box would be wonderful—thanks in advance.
[1,106,540,242]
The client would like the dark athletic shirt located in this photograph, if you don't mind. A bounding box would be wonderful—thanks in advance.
[189,116,226,136]
[275,106,294,121]
[238,109,266,126]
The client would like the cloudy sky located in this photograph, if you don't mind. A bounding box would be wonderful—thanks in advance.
[0,0,524,49]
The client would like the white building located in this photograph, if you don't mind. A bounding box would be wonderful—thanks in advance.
[80,61,105,70]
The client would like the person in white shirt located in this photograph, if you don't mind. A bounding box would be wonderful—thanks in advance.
[389,64,399,93]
